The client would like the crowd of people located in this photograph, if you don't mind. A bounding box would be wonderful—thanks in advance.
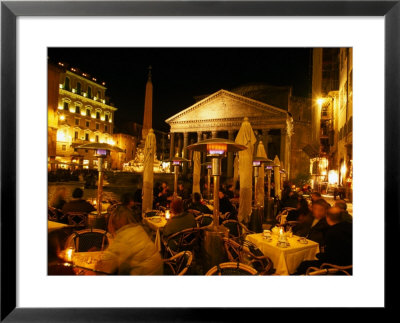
[49,178,353,275]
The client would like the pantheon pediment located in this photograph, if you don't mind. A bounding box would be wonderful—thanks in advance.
[166,89,288,133]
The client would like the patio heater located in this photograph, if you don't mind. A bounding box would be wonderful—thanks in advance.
[252,156,273,205]
[170,156,189,195]
[201,162,212,200]
[280,169,287,191]
[76,142,124,215]
[187,138,247,229]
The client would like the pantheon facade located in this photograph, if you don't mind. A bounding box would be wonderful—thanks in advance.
[165,89,294,179]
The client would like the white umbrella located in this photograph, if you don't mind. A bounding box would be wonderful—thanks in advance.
[233,154,239,188]
[192,151,201,194]
[274,155,281,199]
[235,117,257,224]
[142,129,156,214]
[255,141,268,207]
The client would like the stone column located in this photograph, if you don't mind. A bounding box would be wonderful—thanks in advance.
[183,132,189,174]
[177,133,183,157]
[202,133,208,164]
[211,131,218,139]
[262,129,269,158]
[227,130,234,178]
[169,132,175,160]
[280,128,286,171]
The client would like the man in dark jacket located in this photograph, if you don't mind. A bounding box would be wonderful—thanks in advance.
[295,207,352,275]
[305,199,330,246]
[163,198,197,238]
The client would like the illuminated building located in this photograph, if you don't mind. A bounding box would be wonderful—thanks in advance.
[54,61,118,169]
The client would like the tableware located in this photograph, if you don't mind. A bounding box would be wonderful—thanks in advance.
[298,237,308,244]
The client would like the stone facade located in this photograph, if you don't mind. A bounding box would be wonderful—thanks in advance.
[166,89,294,179]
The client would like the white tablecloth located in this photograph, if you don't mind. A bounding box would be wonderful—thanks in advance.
[246,233,320,275]
[143,217,168,252]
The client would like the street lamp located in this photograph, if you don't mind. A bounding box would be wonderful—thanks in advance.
[187,138,247,229]
[201,162,212,200]
[76,142,124,215]
[170,156,189,195]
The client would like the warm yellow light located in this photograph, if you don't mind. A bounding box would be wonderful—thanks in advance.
[59,115,65,121]
[72,89,76,93]
[91,114,96,119]
[207,143,227,155]
[328,170,339,185]
[341,163,347,177]
[58,106,63,110]
[109,119,112,123]
[90,138,95,142]
[165,210,170,220]
[317,98,324,105]
[57,130,66,141]
[102,99,106,104]
[101,117,105,121]
[69,108,75,113]
[59,84,63,89]
[93,96,97,101]
[83,93,87,97]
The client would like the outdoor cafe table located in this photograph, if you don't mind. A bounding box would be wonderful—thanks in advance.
[246,233,320,275]
[72,251,110,275]
[143,216,168,252]
[48,220,71,232]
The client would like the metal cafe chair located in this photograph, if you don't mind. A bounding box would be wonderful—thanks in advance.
[306,263,353,276]
[65,228,112,252]
[163,251,193,276]
[205,262,258,276]
[194,214,213,228]
[66,212,88,228]
[162,227,202,258]
[222,237,275,275]
[221,219,254,242]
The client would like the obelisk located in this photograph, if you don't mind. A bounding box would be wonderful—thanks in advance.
[141,66,153,142]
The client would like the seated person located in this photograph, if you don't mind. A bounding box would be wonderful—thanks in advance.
[287,197,310,222]
[295,207,352,275]
[225,184,235,199]
[108,193,142,236]
[219,189,235,215]
[177,183,190,200]
[334,200,352,223]
[293,199,330,246]
[305,199,330,246]
[187,192,212,215]
[163,198,197,238]
[50,187,67,210]
[62,188,96,214]
[155,182,172,207]
[97,208,163,275]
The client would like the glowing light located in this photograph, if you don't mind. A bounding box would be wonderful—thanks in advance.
[69,108,75,113]
[92,78,97,81]
[328,170,339,185]
[83,93,87,97]
[317,98,324,105]
[341,163,347,177]
[90,138,95,142]
[58,62,64,67]
[58,106,63,110]
[165,210,170,220]
[101,117,105,121]
[59,115,65,121]
[59,84,63,89]
[93,96,97,101]
[102,82,106,86]
[57,130,66,141]
[72,88,76,93]
[207,143,227,156]
[102,99,106,104]
[91,114,96,119]
[109,119,112,123]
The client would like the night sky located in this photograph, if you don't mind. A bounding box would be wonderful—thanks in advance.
[48,48,312,133]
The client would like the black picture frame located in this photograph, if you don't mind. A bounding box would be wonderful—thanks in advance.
[1,0,398,321]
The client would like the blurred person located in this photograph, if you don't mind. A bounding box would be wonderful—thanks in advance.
[305,199,331,246]
[334,200,352,223]
[97,210,163,275]
[177,182,190,200]
[50,186,67,210]
[225,184,235,199]
[163,198,197,238]
[295,207,352,275]
[187,192,212,215]
[218,189,235,215]
[62,188,95,214]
